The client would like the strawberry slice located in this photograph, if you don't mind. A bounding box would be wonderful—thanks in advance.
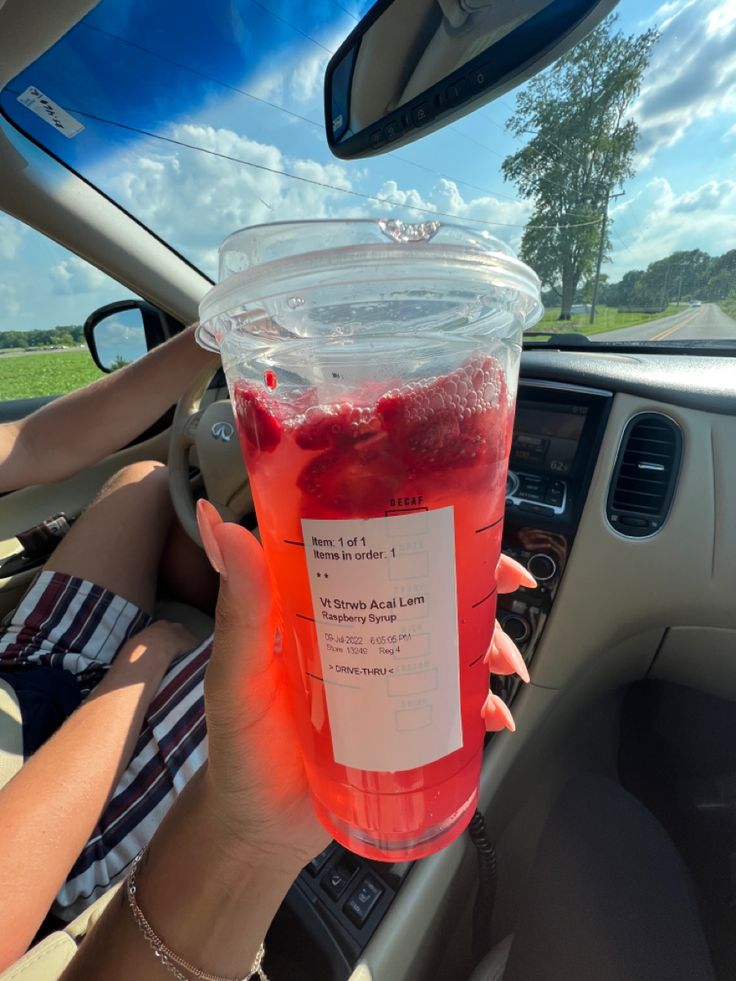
[233,384,282,452]
[377,354,507,473]
[295,403,381,450]
[298,432,406,513]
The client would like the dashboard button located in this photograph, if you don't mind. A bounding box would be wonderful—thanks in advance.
[469,64,490,91]
[527,553,557,582]
[521,487,544,502]
[321,861,357,900]
[306,845,332,877]
[369,129,385,149]
[519,502,553,516]
[411,102,433,126]
[344,876,383,927]
[445,77,468,105]
[383,119,402,141]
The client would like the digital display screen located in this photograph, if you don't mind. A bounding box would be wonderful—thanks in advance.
[510,402,588,475]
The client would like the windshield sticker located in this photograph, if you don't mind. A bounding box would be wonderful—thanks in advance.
[17,87,84,139]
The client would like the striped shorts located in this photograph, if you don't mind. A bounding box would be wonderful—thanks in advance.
[0,570,211,921]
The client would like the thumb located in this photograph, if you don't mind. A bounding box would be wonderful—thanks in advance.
[197,500,275,680]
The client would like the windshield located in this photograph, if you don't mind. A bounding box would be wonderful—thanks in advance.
[1,0,734,348]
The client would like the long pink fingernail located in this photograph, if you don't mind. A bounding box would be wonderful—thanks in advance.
[498,633,530,684]
[501,555,537,589]
[481,692,516,732]
[196,499,227,579]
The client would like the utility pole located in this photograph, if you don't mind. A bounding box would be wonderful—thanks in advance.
[589,188,625,325]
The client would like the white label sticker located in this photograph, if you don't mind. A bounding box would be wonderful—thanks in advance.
[302,507,461,773]
[17,87,85,138]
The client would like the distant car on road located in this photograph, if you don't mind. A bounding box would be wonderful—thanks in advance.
[690,300,702,307]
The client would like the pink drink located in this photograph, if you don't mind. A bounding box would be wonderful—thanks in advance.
[233,352,513,861]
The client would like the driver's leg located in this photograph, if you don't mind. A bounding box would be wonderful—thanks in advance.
[43,460,172,614]
[158,516,219,614]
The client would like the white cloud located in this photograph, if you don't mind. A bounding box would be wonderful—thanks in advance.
[633,0,736,166]
[247,41,334,111]
[671,179,736,212]
[100,119,534,275]
[0,213,26,261]
[609,176,736,278]
[0,283,20,318]
[105,123,364,275]
[49,255,110,294]
[372,178,531,251]
[288,50,331,106]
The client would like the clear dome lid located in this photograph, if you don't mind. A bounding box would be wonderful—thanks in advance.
[197,219,542,352]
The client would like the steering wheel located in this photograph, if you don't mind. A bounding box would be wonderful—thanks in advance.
[169,364,253,545]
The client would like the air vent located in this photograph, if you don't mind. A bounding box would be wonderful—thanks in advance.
[607,413,682,538]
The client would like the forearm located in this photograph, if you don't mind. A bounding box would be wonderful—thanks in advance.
[62,767,297,981]
[1,324,218,490]
[0,652,170,969]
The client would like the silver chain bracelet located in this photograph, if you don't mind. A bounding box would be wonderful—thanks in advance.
[126,851,269,981]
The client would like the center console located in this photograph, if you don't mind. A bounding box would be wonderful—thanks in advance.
[494,380,612,703]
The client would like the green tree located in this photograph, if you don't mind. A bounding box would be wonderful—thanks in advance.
[580,272,608,304]
[502,17,658,319]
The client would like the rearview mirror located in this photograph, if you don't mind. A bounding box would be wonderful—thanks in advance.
[84,300,175,373]
[325,0,618,159]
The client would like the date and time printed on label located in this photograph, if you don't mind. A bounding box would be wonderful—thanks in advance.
[302,508,462,773]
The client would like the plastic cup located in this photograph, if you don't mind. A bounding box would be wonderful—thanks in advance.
[198,219,542,861]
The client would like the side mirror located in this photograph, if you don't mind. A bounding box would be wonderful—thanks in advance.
[84,300,177,373]
[325,0,618,159]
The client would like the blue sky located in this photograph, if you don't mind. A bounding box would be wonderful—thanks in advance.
[1,0,735,331]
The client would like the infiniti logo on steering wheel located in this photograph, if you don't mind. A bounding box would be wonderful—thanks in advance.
[211,420,235,442]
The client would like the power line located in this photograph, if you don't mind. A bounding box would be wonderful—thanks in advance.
[79,22,322,130]
[77,22,549,209]
[448,123,598,214]
[327,0,359,23]
[77,14,602,225]
[246,0,334,54]
[232,0,589,209]
[589,187,624,323]
[41,101,603,230]
[93,0,591,215]
[493,97,648,237]
[389,152,533,205]
[613,228,636,260]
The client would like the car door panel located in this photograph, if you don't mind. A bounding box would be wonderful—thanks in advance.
[0,396,57,424]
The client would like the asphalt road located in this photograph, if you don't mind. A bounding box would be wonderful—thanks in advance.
[590,303,736,343]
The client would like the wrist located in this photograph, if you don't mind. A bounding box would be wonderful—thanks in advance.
[133,768,297,978]
[102,646,171,691]
[198,765,305,882]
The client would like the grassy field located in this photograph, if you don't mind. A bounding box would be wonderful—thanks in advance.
[536,304,680,336]
[718,298,736,321]
[0,302,691,402]
[0,349,103,400]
